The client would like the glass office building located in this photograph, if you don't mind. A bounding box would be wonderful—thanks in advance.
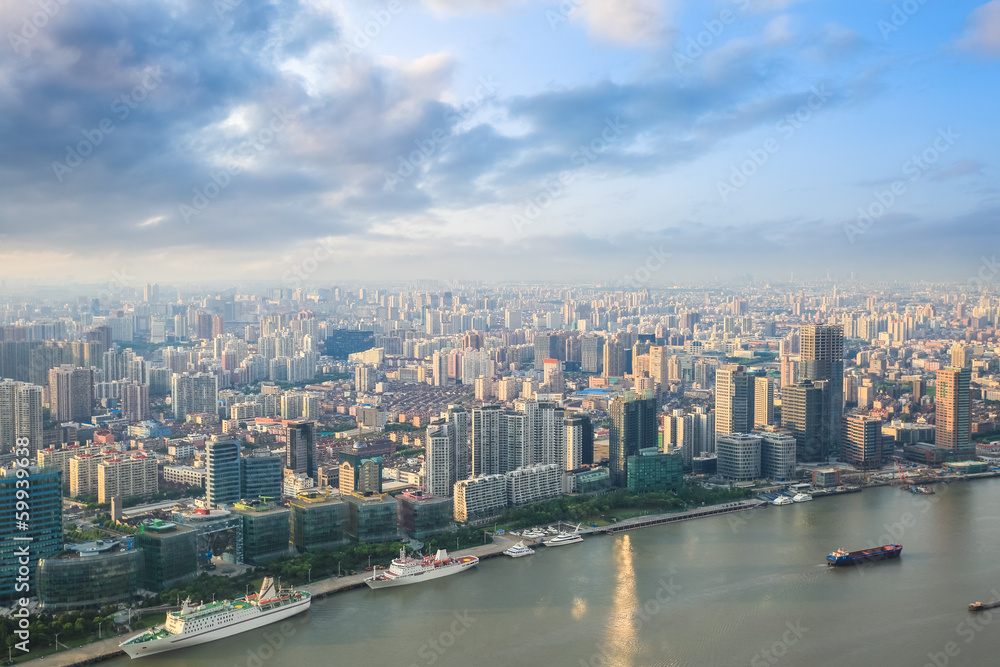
[37,550,142,611]
[0,465,62,602]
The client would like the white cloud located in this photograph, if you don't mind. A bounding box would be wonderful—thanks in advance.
[957,1,1000,56]
[570,0,677,47]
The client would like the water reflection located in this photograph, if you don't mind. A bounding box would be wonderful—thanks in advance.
[604,534,638,666]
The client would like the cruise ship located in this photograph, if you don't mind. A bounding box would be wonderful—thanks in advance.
[542,532,583,547]
[365,548,478,588]
[503,541,535,558]
[119,578,310,659]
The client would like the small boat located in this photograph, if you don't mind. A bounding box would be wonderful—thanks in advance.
[543,532,583,547]
[772,496,794,506]
[504,541,535,558]
[909,486,935,495]
[792,494,813,502]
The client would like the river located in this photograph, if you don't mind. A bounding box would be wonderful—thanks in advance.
[104,481,1000,667]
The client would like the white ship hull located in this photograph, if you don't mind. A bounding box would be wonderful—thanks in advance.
[366,560,477,589]
[542,536,583,547]
[120,596,310,659]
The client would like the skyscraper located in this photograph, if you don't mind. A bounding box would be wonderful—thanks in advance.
[936,366,972,459]
[609,392,658,486]
[0,379,42,453]
[120,381,150,422]
[171,372,218,420]
[754,376,774,427]
[800,324,844,457]
[782,380,825,462]
[1,465,62,602]
[603,339,625,378]
[842,414,883,470]
[48,365,94,423]
[206,438,242,508]
[284,420,316,478]
[715,364,755,437]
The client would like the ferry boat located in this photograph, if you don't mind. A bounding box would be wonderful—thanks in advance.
[365,548,478,589]
[792,493,813,502]
[772,496,794,506]
[827,544,902,567]
[542,532,583,547]
[504,541,535,558]
[119,578,310,659]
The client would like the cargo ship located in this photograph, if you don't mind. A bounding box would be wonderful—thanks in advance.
[968,600,1000,612]
[826,544,902,567]
[365,548,478,588]
[119,577,310,659]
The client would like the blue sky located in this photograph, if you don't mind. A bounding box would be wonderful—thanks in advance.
[0,0,997,287]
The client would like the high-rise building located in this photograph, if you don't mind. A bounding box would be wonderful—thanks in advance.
[603,340,625,378]
[533,333,557,370]
[935,367,972,459]
[425,419,454,497]
[626,448,683,492]
[581,336,603,374]
[284,420,316,478]
[800,325,844,457]
[950,343,970,370]
[754,376,774,427]
[758,428,797,481]
[842,414,883,470]
[564,414,589,470]
[715,364,755,437]
[339,451,383,495]
[206,438,241,508]
[97,453,158,504]
[609,392,658,486]
[782,380,825,462]
[240,452,283,501]
[1,465,62,602]
[716,433,762,481]
[171,372,218,420]
[48,365,94,423]
[0,379,43,454]
[453,474,507,524]
[120,381,150,422]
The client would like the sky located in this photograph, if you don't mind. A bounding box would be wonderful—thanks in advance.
[0,0,997,289]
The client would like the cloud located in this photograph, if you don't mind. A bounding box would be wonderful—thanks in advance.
[957,1,1000,56]
[569,0,677,47]
[931,159,984,182]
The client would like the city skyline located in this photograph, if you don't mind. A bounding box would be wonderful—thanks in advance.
[0,1,998,284]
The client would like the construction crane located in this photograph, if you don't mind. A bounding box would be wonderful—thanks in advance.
[894,457,908,489]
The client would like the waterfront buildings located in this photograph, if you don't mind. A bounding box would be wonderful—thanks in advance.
[842,414,884,470]
[936,366,972,459]
[609,391,658,486]
[626,448,683,493]
[716,433,762,482]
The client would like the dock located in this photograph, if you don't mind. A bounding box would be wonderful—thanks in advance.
[599,500,766,534]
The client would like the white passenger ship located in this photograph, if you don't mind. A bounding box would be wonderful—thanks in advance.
[119,578,310,659]
[365,548,478,588]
